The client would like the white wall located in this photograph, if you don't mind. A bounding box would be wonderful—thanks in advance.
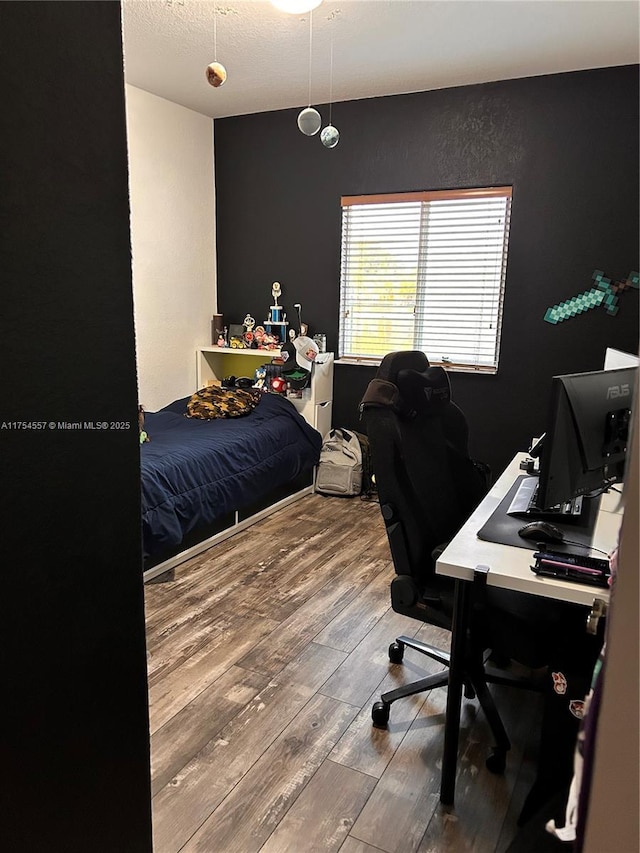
[125,85,216,410]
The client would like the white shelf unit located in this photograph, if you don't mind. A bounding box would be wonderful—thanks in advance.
[196,347,334,438]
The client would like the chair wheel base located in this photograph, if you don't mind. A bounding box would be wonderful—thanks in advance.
[388,641,405,664]
[486,747,507,774]
[372,701,390,728]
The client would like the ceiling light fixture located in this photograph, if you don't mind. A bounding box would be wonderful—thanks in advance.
[271,0,323,13]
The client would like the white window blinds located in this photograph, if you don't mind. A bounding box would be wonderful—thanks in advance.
[339,187,512,372]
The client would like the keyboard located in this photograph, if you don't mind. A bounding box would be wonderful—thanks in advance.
[507,476,583,519]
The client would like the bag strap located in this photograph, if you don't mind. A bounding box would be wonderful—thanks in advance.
[329,427,357,444]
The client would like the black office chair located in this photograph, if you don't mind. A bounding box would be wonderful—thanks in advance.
[360,351,538,772]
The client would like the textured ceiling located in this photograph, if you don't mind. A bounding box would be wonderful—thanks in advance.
[122,0,640,119]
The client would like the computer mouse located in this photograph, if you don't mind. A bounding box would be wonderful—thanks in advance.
[517,520,565,543]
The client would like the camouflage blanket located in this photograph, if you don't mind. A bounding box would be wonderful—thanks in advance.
[186,385,262,419]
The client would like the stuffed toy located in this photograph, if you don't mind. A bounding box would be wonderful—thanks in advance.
[138,405,150,443]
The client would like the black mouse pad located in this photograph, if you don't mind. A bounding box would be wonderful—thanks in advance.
[477,474,601,552]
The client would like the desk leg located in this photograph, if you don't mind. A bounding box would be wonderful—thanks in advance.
[440,579,469,805]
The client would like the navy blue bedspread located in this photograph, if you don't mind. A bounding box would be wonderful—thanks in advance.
[141,392,321,556]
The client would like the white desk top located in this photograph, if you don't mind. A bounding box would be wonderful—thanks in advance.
[436,454,622,607]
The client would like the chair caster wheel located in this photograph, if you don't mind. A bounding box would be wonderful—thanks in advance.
[463,681,476,700]
[388,641,405,664]
[486,747,506,774]
[372,701,390,728]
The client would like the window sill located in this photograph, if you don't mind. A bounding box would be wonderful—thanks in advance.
[336,356,497,375]
[335,357,381,367]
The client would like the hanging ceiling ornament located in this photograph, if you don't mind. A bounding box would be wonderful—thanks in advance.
[320,124,339,148]
[298,107,321,135]
[297,7,321,135]
[206,61,227,88]
[320,26,339,148]
[206,0,227,88]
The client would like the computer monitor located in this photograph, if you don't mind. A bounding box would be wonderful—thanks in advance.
[536,366,637,511]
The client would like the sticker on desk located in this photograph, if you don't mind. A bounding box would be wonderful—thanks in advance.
[551,671,567,695]
[569,699,585,719]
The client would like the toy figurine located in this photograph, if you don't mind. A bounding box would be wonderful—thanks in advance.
[270,375,287,394]
[138,405,150,443]
[253,365,267,389]
[243,314,257,348]
[254,325,266,347]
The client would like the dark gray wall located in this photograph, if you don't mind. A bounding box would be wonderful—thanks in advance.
[215,66,639,475]
[1,3,152,850]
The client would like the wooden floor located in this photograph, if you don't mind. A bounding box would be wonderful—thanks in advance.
[144,493,543,853]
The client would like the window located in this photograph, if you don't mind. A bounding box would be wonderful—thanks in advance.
[339,187,512,373]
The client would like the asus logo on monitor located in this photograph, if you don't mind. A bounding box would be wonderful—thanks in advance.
[606,384,630,400]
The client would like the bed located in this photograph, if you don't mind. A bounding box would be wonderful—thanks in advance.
[141,390,322,580]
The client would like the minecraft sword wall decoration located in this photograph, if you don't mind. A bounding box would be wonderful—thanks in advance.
[544,270,639,324]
